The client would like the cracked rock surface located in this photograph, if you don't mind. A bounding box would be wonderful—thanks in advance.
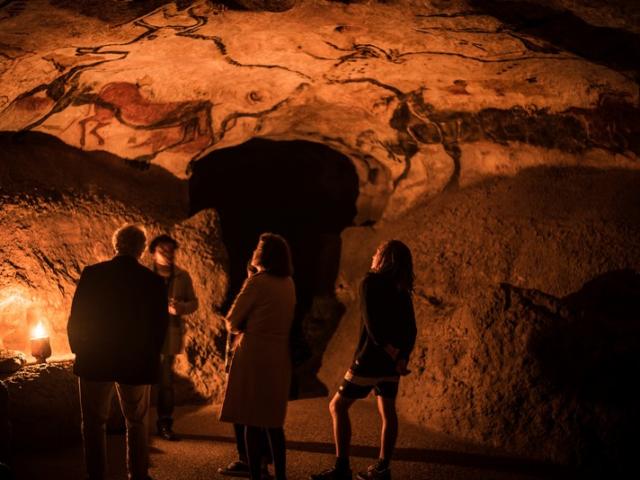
[323,167,640,471]
[1,0,638,218]
[0,132,228,401]
[2,0,640,470]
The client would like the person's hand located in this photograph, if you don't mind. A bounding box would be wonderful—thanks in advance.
[231,332,244,350]
[246,262,258,278]
[384,344,400,361]
[168,299,181,316]
[395,358,410,376]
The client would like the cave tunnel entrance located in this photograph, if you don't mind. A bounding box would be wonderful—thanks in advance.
[189,138,360,396]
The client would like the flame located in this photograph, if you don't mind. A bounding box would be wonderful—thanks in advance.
[31,321,48,339]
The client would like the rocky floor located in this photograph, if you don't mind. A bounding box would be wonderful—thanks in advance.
[12,398,570,480]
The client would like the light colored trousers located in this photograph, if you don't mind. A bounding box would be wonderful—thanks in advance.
[79,379,150,480]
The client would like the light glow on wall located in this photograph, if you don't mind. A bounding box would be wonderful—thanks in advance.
[1,287,35,352]
[0,291,29,309]
[31,321,47,340]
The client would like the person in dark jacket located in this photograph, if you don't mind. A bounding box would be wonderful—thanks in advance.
[67,224,168,480]
[149,234,198,441]
[311,240,417,480]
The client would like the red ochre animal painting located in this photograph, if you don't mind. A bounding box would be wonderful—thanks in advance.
[78,82,214,158]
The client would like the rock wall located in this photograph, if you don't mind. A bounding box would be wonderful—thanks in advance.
[171,211,229,401]
[1,0,639,220]
[1,362,80,448]
[0,132,228,400]
[320,166,640,471]
[1,0,640,471]
[407,278,640,475]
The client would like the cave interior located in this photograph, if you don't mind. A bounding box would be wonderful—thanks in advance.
[1,0,640,477]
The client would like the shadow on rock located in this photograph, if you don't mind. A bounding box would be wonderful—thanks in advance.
[470,0,640,80]
[529,269,640,476]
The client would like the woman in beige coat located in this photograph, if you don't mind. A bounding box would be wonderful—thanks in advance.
[220,233,296,480]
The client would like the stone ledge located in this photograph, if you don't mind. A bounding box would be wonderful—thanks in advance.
[1,360,80,449]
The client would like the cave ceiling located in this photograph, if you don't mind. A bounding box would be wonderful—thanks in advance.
[1,0,638,218]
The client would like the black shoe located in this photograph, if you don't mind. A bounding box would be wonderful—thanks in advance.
[310,467,353,480]
[157,425,179,441]
[218,460,250,478]
[356,462,391,480]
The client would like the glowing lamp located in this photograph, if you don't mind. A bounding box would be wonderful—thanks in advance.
[30,321,51,363]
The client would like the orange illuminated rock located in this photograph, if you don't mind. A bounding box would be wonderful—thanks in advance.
[0,132,227,401]
[0,0,638,219]
[1,0,640,472]
[0,350,27,374]
[322,166,640,471]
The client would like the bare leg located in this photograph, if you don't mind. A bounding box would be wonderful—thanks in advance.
[376,396,398,462]
[329,393,356,459]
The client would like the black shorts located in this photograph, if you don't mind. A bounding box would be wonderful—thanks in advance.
[337,370,399,399]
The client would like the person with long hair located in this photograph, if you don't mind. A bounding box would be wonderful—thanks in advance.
[219,233,296,480]
[311,240,417,480]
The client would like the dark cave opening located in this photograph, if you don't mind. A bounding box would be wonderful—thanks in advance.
[189,138,360,395]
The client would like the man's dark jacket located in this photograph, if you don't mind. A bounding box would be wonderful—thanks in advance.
[67,255,169,384]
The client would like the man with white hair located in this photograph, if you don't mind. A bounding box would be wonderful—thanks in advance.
[68,224,169,480]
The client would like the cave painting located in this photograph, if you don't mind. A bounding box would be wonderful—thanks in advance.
[0,2,311,168]
[1,0,638,183]
[77,82,214,161]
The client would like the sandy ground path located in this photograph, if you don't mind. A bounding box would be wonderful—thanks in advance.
[13,398,569,480]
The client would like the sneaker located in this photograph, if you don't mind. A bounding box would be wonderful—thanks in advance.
[157,425,179,441]
[356,463,391,480]
[218,460,250,478]
[310,466,353,480]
